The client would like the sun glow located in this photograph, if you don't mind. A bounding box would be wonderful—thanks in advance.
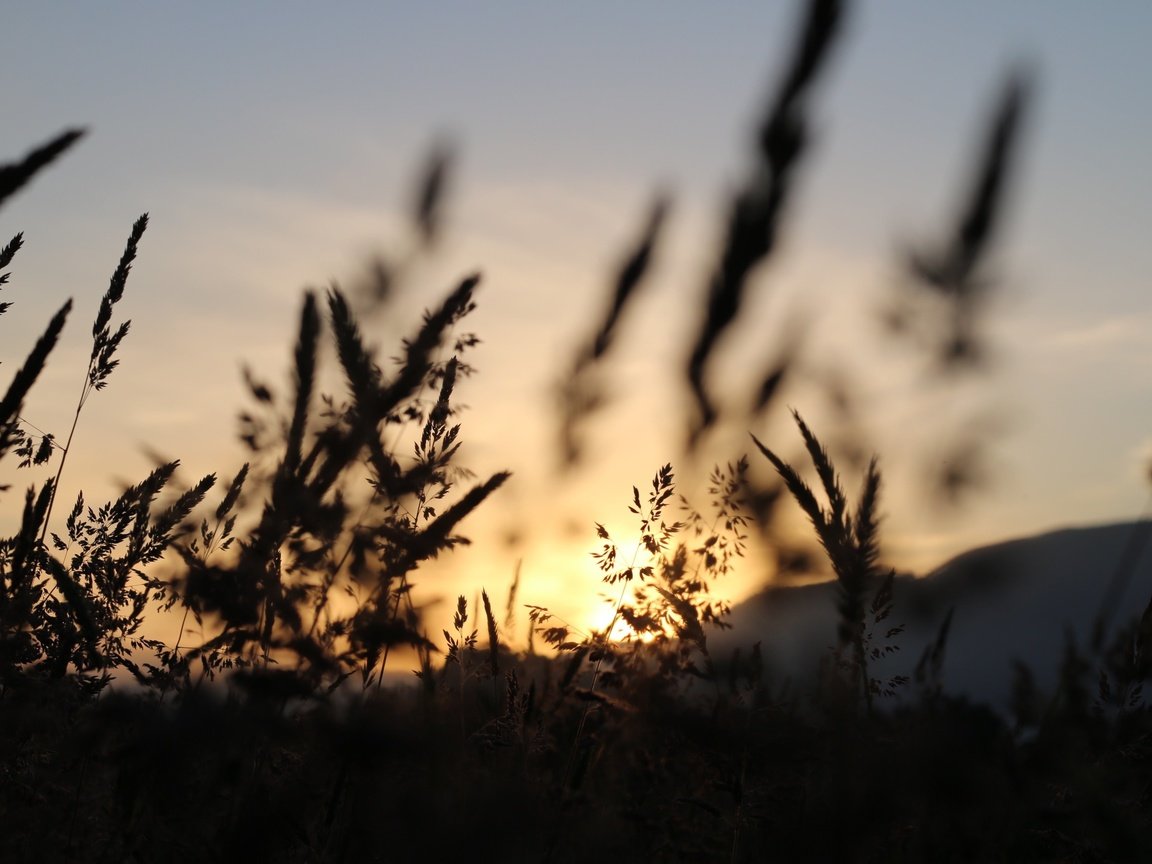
[586,587,658,644]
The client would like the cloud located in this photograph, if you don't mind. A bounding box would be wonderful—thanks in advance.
[1041,316,1149,351]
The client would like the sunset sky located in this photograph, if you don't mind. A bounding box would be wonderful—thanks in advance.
[3,3,1151,637]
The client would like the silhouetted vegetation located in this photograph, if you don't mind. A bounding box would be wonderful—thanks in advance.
[3,1,1152,861]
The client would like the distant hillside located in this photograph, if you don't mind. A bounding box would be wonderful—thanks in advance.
[719,520,1152,708]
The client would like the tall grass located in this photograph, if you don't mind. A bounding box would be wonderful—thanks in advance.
[753,412,904,713]
[1,1,1151,861]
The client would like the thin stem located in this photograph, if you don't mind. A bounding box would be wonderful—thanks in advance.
[36,371,92,551]
[15,414,65,448]
[561,541,644,791]
[158,603,193,704]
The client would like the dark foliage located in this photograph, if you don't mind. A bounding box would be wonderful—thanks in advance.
[2,1,1150,862]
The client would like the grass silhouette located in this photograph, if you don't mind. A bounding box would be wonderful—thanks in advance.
[1,1,1151,861]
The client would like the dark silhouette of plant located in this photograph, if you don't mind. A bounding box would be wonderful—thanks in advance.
[0,130,216,694]
[0,128,85,210]
[166,276,508,697]
[6,2,1152,863]
[904,69,1031,367]
[753,411,903,711]
[557,194,669,466]
[685,0,843,444]
[37,213,148,542]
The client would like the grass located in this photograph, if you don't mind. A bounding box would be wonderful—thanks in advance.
[2,0,1152,861]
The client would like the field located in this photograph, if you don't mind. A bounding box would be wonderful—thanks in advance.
[3,2,1152,861]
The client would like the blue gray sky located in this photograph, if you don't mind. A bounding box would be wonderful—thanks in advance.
[3,3,1151,630]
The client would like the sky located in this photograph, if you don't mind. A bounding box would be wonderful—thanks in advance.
[2,2,1151,640]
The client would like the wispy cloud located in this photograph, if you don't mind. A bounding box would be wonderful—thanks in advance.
[1040,315,1150,351]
